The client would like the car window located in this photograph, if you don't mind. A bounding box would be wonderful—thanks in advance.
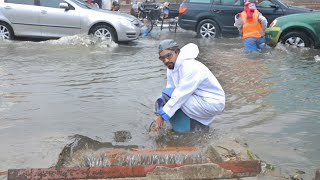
[189,0,213,4]
[5,0,34,5]
[256,0,275,7]
[220,0,241,6]
[39,0,65,8]
[70,0,92,9]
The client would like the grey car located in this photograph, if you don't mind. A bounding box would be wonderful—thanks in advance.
[0,0,142,42]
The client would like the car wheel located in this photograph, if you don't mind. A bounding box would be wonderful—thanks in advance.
[91,24,117,42]
[281,31,311,48]
[197,19,220,38]
[0,22,14,40]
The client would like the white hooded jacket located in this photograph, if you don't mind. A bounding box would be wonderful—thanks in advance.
[160,43,225,125]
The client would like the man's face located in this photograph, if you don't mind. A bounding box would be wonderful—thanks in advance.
[159,49,178,70]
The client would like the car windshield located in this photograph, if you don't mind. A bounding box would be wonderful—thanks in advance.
[275,0,288,8]
[69,0,92,9]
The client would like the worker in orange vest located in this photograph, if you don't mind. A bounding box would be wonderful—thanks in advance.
[234,2,268,52]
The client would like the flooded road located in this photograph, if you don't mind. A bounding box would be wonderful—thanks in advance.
[0,31,319,178]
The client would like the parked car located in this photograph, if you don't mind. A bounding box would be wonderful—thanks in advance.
[0,0,142,42]
[178,0,312,38]
[265,12,320,48]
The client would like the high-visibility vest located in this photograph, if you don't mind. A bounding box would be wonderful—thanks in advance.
[240,10,264,39]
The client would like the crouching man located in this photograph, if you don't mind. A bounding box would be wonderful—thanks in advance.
[154,39,225,133]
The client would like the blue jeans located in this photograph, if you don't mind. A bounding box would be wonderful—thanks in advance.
[155,89,209,133]
[244,36,266,52]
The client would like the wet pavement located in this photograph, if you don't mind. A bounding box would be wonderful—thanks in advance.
[0,29,320,179]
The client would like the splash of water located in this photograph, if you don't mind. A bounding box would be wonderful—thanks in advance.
[66,149,208,167]
[62,147,210,167]
[116,152,207,166]
[56,135,212,168]
[314,55,320,62]
[43,34,118,48]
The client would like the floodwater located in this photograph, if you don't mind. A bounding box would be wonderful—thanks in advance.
[0,31,320,178]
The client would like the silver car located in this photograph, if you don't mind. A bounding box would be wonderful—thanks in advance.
[0,0,142,42]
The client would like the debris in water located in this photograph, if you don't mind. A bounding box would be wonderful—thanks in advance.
[113,131,132,142]
[314,55,320,62]
[247,149,257,161]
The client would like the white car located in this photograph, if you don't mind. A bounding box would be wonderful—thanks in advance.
[0,0,142,42]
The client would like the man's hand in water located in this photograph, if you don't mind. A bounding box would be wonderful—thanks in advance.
[155,116,164,128]
[149,116,163,137]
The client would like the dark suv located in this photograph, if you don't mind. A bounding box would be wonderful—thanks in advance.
[178,0,312,38]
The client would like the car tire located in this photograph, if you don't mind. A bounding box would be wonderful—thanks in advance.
[197,19,220,38]
[0,22,14,40]
[281,31,311,48]
[90,24,117,42]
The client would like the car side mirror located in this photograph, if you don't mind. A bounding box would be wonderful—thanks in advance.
[59,2,70,10]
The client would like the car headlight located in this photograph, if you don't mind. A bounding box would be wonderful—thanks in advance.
[269,20,278,28]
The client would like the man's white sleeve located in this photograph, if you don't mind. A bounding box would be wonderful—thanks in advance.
[161,68,203,119]
[166,71,175,88]
[234,14,243,34]
[259,14,268,31]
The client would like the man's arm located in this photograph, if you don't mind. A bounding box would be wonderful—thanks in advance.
[166,71,175,88]
[159,66,203,121]
[259,13,268,31]
[234,13,243,35]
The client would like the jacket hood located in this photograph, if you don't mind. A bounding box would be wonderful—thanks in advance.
[173,43,199,71]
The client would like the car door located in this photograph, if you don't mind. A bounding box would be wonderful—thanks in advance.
[211,0,244,34]
[38,0,81,38]
[310,13,320,46]
[2,0,42,37]
[256,0,284,26]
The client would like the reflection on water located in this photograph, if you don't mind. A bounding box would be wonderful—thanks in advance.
[0,34,319,178]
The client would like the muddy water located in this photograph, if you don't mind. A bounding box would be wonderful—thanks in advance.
[0,32,319,178]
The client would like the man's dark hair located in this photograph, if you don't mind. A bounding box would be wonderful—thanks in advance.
[112,0,120,11]
[93,0,102,8]
[168,46,179,52]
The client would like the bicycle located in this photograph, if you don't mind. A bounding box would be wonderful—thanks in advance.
[138,3,162,33]
[160,3,180,33]
[130,2,180,34]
